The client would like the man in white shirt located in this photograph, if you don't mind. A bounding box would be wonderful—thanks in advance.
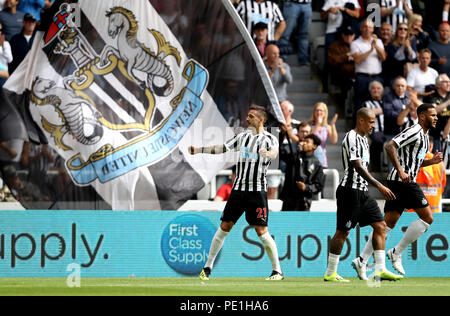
[407,49,439,99]
[351,19,387,113]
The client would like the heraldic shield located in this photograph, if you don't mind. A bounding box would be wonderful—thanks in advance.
[31,4,208,186]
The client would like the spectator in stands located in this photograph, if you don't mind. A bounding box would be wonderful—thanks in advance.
[1,164,47,203]
[271,100,300,200]
[361,80,387,171]
[278,0,312,66]
[444,0,450,24]
[408,13,431,52]
[279,100,300,170]
[397,89,420,131]
[381,0,414,33]
[379,22,393,49]
[264,43,292,103]
[423,0,448,39]
[424,74,450,150]
[428,22,450,77]
[236,0,286,42]
[321,0,361,92]
[351,19,386,111]
[0,0,25,42]
[328,24,356,110]
[322,0,361,50]
[383,76,411,137]
[310,102,338,168]
[406,48,438,98]
[213,167,236,202]
[383,22,417,89]
[9,13,36,74]
[253,21,269,58]
[296,121,325,166]
[0,138,22,170]
[17,0,45,22]
[280,134,325,211]
[0,23,11,65]
[0,140,17,163]
[280,100,300,147]
[0,22,11,87]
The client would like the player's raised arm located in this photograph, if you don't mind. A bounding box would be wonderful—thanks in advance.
[188,145,227,155]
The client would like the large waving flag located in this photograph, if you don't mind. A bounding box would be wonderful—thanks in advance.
[0,0,283,210]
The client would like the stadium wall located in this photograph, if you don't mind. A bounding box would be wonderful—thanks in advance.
[0,211,448,278]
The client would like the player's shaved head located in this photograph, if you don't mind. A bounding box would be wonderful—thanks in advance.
[356,107,375,120]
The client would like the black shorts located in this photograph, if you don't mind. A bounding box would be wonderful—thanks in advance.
[221,190,269,226]
[336,186,383,232]
[384,181,429,214]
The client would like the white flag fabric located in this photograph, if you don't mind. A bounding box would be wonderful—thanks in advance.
[1,0,282,210]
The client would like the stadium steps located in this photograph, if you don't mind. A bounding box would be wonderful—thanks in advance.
[285,55,349,199]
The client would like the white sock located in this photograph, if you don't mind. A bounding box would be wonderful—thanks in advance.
[360,226,392,264]
[374,250,386,272]
[360,231,374,264]
[394,219,430,255]
[444,11,449,22]
[205,228,229,269]
[326,253,340,276]
[259,232,282,274]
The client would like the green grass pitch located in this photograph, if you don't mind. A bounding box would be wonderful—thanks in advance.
[0,277,449,296]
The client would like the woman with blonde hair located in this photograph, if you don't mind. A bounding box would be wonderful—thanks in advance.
[309,102,338,168]
[384,22,417,88]
[408,14,431,52]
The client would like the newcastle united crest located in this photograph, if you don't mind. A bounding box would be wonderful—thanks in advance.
[32,4,208,185]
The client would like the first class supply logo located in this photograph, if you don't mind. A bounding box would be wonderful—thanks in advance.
[160,215,217,275]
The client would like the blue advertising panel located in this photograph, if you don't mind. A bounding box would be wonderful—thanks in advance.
[0,211,448,278]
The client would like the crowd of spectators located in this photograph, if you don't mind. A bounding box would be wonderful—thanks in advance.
[228,0,450,210]
[0,0,49,88]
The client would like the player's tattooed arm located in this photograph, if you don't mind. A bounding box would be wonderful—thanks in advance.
[351,160,396,200]
[188,145,227,155]
[385,140,410,183]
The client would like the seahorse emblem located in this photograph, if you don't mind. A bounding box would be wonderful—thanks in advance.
[99,7,181,97]
[30,77,104,151]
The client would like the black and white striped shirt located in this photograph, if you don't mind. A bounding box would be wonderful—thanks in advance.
[387,124,429,182]
[225,129,279,192]
[381,0,413,32]
[339,130,370,191]
[236,0,284,41]
[363,100,384,133]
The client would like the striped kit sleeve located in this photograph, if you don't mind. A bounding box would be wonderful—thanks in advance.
[339,130,370,191]
[388,124,430,182]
